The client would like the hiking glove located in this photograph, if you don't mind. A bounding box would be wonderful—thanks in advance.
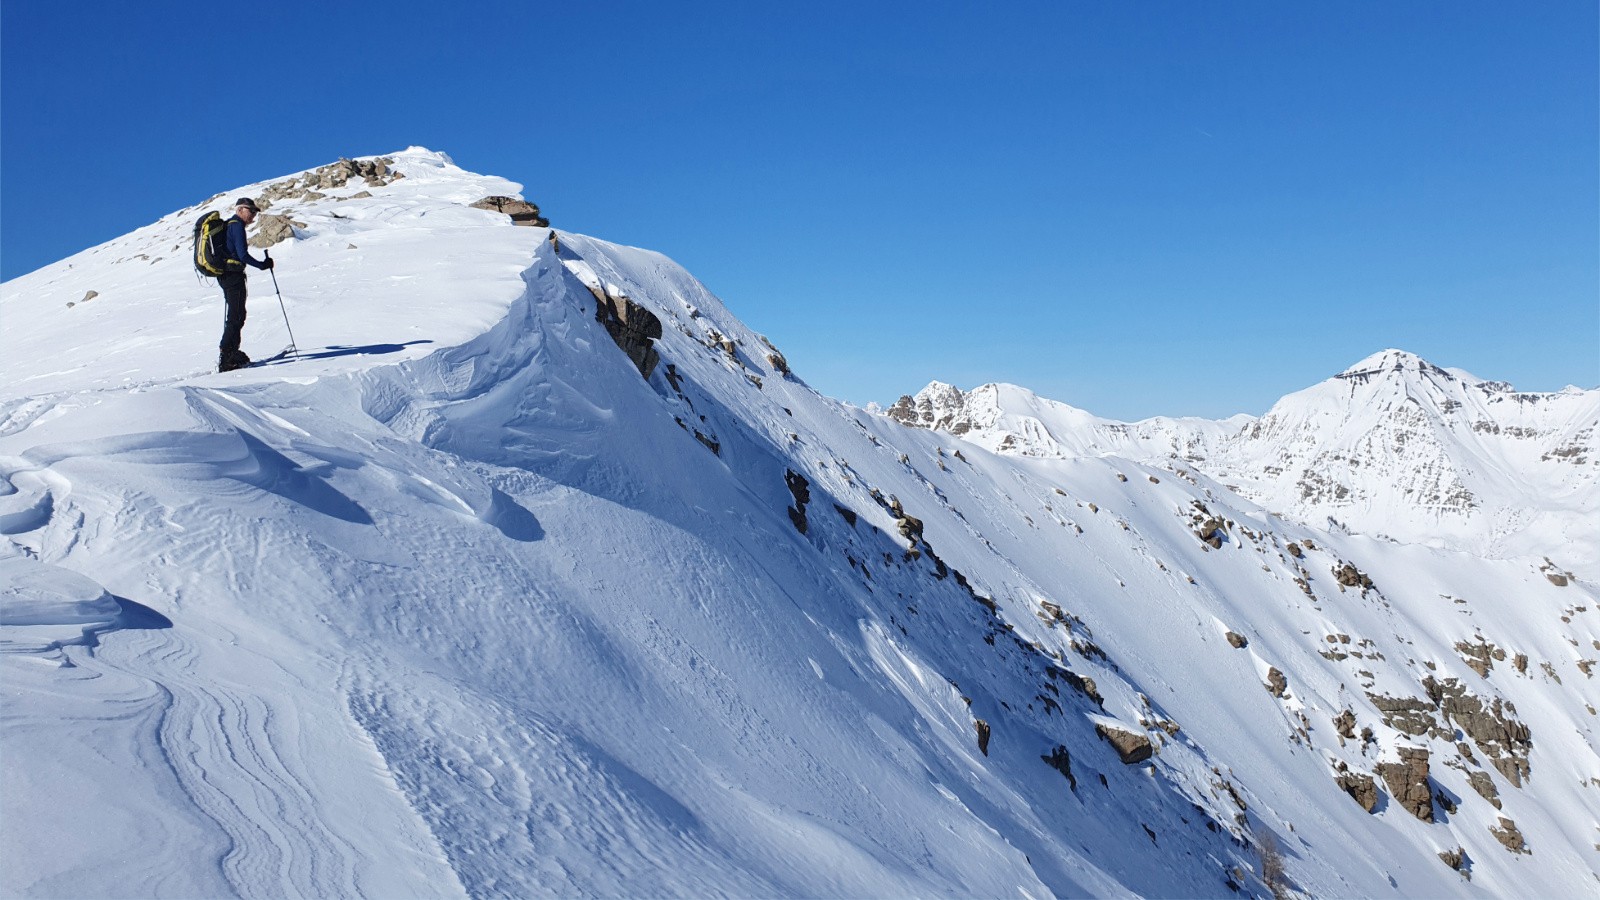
[263,257,275,270]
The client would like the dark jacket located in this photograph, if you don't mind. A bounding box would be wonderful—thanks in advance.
[225,216,270,272]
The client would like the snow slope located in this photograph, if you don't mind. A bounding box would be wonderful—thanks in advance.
[1209,350,1600,574]
[4,149,1599,898]
[889,351,1600,580]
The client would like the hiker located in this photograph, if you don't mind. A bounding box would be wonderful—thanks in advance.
[216,197,275,372]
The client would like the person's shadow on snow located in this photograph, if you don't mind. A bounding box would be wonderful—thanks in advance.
[258,340,433,365]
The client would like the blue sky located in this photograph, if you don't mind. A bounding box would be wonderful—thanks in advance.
[4,2,1595,419]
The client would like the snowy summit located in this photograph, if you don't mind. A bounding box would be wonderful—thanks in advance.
[3,150,1598,898]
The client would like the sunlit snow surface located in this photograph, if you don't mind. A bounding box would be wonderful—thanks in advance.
[3,149,1598,898]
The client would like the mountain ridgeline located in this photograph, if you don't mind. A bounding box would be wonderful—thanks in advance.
[886,353,1599,572]
[2,149,1597,897]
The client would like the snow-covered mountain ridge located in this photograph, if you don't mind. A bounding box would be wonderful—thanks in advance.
[887,349,1599,578]
[4,150,1599,898]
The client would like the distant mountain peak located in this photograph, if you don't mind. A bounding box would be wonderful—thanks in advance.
[886,381,975,433]
[1335,348,1454,383]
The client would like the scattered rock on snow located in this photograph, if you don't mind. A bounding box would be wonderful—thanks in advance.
[1438,847,1470,879]
[257,156,403,208]
[1264,667,1288,698]
[1490,816,1529,854]
[1095,723,1153,764]
[1333,561,1375,591]
[1333,709,1357,743]
[1454,638,1505,677]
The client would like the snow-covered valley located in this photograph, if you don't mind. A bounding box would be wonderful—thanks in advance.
[3,149,1598,898]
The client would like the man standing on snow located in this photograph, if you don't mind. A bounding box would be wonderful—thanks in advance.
[217,197,275,372]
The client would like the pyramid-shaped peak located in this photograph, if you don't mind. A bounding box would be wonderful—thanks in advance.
[1336,349,1453,382]
[915,381,966,403]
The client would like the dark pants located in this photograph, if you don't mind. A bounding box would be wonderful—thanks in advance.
[218,272,247,360]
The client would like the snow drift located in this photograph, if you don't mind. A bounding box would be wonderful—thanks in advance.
[4,149,1598,898]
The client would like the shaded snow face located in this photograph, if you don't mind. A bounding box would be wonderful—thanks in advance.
[4,150,1600,899]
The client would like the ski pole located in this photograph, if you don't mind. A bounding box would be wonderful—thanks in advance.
[265,250,298,356]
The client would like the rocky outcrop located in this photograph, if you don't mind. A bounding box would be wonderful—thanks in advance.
[975,719,991,756]
[257,156,403,208]
[1041,745,1076,790]
[1467,771,1502,809]
[1334,769,1379,812]
[1226,631,1248,649]
[1376,747,1433,822]
[757,335,791,377]
[889,497,924,549]
[1096,723,1153,764]
[1424,676,1532,786]
[470,195,548,226]
[1368,692,1444,739]
[588,284,662,380]
[1368,679,1532,787]
[314,156,399,189]
[1541,559,1573,587]
[1438,847,1469,879]
[1047,667,1103,708]
[784,470,810,535]
[248,213,303,249]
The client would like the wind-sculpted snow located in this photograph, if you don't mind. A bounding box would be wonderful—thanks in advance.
[4,149,1599,898]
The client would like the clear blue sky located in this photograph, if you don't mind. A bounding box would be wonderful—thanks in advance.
[4,1,1595,419]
